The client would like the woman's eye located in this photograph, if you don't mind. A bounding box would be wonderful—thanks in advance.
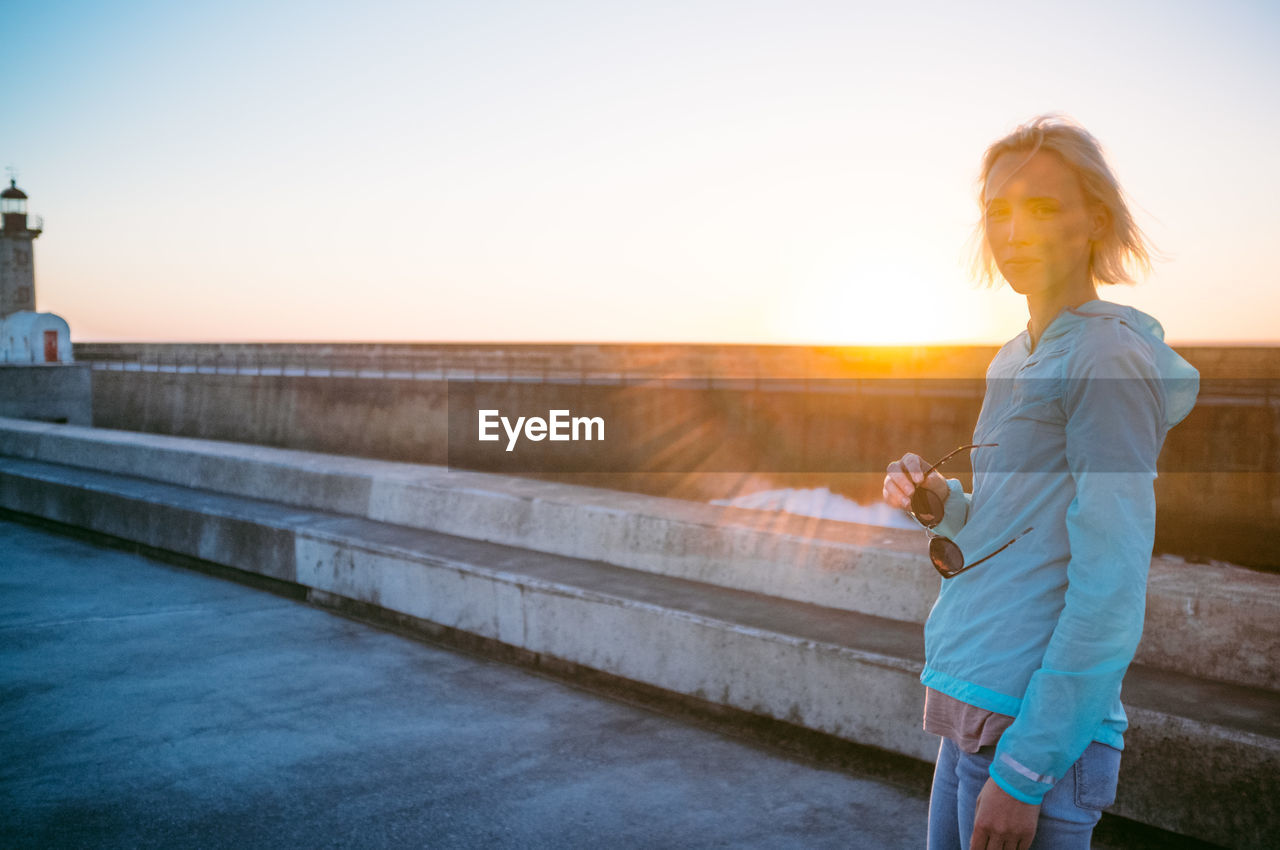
[1033,205,1057,216]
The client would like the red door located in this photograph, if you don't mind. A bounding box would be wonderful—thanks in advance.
[44,330,58,362]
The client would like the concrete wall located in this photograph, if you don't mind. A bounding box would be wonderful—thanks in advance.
[77,342,1280,569]
[0,364,92,425]
[89,370,449,464]
[70,340,1280,379]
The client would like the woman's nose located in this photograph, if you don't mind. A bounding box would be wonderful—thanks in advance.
[1005,211,1031,244]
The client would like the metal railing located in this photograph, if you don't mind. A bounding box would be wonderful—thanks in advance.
[72,341,1000,380]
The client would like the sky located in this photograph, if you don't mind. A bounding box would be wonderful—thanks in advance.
[6,0,1279,345]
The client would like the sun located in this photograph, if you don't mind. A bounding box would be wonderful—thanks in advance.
[774,262,959,345]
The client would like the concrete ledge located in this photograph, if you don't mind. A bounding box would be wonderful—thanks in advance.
[1,417,1277,693]
[0,453,1276,847]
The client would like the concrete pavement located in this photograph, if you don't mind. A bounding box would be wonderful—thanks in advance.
[3,518,938,849]
[0,517,1218,849]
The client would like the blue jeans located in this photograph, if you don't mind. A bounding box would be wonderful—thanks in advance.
[927,737,1121,850]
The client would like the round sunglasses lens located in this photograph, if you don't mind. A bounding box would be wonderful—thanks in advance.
[911,487,945,527]
[929,537,965,577]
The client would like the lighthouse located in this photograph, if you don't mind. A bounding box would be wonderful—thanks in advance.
[0,178,72,364]
[0,176,87,424]
[1,178,41,317]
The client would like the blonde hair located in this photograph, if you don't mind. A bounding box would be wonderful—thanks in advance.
[970,113,1155,287]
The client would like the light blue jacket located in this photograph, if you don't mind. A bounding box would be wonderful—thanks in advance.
[922,299,1200,805]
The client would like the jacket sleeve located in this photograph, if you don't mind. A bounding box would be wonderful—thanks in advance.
[931,478,972,540]
[988,329,1167,804]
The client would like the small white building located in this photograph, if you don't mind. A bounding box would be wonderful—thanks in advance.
[0,310,73,364]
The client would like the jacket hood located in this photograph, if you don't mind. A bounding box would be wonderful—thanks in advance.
[1033,299,1200,428]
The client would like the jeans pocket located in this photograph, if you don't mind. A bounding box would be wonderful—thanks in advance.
[1073,742,1122,811]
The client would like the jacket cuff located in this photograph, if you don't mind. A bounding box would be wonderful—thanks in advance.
[989,752,1055,805]
[930,478,970,540]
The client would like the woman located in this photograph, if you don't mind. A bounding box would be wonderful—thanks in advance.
[882,115,1199,850]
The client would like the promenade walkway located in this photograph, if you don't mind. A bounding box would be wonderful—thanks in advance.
[0,519,1202,848]
[1,519,933,848]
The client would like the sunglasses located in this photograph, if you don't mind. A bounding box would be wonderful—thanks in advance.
[906,443,1033,579]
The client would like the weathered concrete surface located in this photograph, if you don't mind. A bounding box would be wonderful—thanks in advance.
[0,454,938,761]
[1,519,937,850]
[73,341,1280,569]
[0,450,1274,846]
[0,364,91,425]
[1,417,1276,693]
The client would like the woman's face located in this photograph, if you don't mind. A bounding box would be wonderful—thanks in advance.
[983,150,1106,299]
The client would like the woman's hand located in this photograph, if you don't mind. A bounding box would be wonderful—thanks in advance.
[970,778,1040,850]
[883,452,950,515]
